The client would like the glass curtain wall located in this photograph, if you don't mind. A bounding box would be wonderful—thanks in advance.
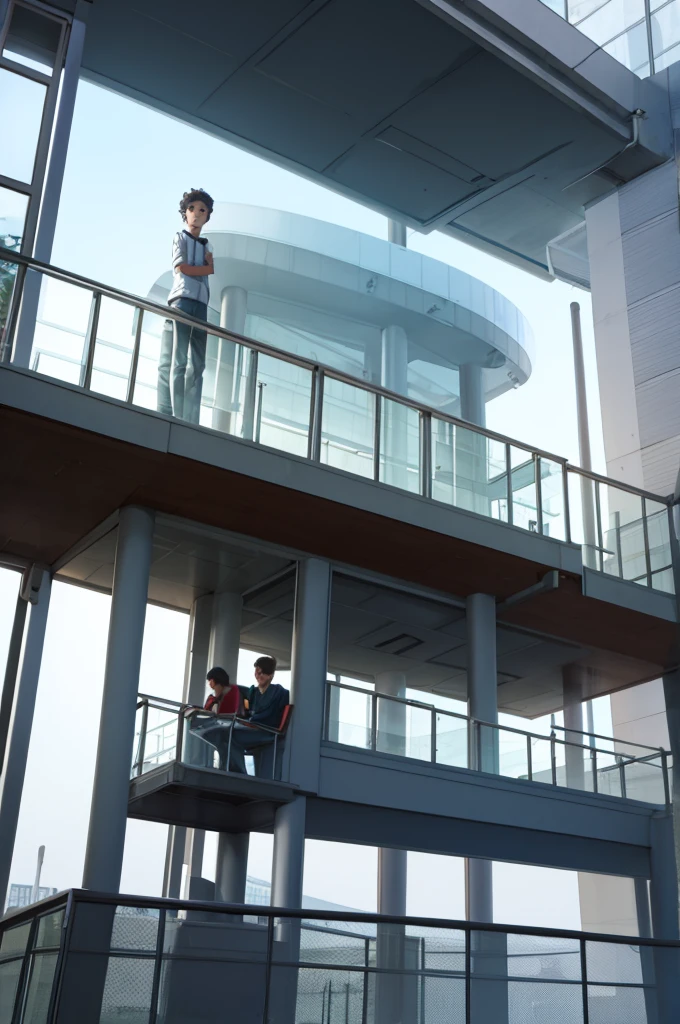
[539,0,680,76]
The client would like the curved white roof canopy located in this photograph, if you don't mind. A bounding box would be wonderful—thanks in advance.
[149,204,534,408]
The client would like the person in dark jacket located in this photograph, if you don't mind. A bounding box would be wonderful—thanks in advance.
[229,656,288,774]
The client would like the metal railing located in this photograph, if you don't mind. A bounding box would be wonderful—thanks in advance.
[324,681,671,806]
[1,888,678,1024]
[0,248,676,594]
[132,694,287,782]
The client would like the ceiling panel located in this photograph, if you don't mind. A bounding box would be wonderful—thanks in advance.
[255,0,475,125]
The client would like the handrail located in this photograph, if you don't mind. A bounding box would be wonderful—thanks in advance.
[326,681,666,758]
[4,887,680,947]
[0,247,674,507]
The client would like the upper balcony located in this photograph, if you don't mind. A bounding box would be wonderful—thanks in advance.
[0,250,678,683]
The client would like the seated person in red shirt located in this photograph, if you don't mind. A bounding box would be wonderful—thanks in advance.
[191,667,242,768]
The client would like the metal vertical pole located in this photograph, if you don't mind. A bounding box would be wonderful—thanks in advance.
[12,3,88,368]
[466,592,497,926]
[82,506,154,892]
[0,590,28,775]
[0,569,52,913]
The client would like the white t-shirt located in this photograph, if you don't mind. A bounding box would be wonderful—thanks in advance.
[167,229,213,307]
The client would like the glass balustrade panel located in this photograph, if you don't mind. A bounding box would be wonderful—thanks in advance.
[509,445,539,532]
[253,353,312,458]
[379,397,420,493]
[30,275,92,385]
[326,685,372,749]
[435,713,468,768]
[645,498,674,593]
[539,458,567,540]
[88,297,138,402]
[375,695,409,757]
[431,420,498,519]
[529,736,554,785]
[321,377,375,479]
[598,483,646,584]
[621,754,667,804]
[497,727,529,780]
[133,706,179,775]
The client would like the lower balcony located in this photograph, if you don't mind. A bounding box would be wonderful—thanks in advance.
[2,889,679,1024]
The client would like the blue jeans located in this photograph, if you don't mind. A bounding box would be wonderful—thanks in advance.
[157,298,207,423]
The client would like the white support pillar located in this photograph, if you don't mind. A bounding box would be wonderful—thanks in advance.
[388,220,407,247]
[287,559,331,790]
[0,591,28,775]
[0,569,51,912]
[83,506,155,892]
[459,364,486,428]
[562,665,586,791]
[381,324,408,397]
[466,593,497,926]
[375,671,408,933]
[213,286,247,434]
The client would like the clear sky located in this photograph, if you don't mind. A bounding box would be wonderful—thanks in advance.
[1,76,617,929]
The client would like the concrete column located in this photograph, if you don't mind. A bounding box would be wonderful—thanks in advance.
[163,594,213,898]
[375,672,408,952]
[83,506,155,892]
[459,364,486,428]
[381,324,408,396]
[215,833,249,904]
[213,286,247,434]
[466,593,497,927]
[208,590,244,903]
[287,559,331,790]
[271,795,305,908]
[562,665,586,791]
[388,220,407,247]
[0,569,51,912]
[208,590,243,683]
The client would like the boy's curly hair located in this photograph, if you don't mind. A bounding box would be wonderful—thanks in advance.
[179,188,214,222]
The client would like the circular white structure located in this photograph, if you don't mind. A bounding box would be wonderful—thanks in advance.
[149,204,533,423]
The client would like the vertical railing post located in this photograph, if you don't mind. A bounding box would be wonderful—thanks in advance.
[534,453,543,535]
[0,261,27,364]
[550,732,557,785]
[175,709,185,763]
[308,367,324,461]
[594,480,603,572]
[580,938,590,1024]
[505,443,513,526]
[526,734,533,781]
[592,748,598,793]
[641,498,653,588]
[617,754,627,799]
[420,410,432,499]
[431,707,437,765]
[137,700,149,777]
[126,307,144,405]
[242,349,259,441]
[662,750,671,806]
[371,693,378,751]
[254,381,266,444]
[80,290,101,389]
[373,393,381,482]
[563,465,572,544]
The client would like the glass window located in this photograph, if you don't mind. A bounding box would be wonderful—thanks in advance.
[540,0,567,13]
[604,20,651,71]
[101,956,154,1022]
[575,0,645,44]
[653,39,680,68]
[0,922,31,960]
[0,67,46,183]
[35,912,63,950]
[3,2,63,74]
[652,0,680,54]
[88,297,139,402]
[0,959,22,1024]
[569,0,609,20]
[31,277,93,383]
[22,953,58,1024]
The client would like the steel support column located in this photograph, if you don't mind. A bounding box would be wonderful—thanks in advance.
[83,506,154,892]
[0,568,51,912]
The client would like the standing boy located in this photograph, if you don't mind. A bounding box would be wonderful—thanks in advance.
[159,188,214,423]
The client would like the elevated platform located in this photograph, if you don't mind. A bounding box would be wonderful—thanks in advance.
[0,364,677,719]
[128,761,299,832]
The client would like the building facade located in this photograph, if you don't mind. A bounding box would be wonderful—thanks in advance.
[1,1,680,1022]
